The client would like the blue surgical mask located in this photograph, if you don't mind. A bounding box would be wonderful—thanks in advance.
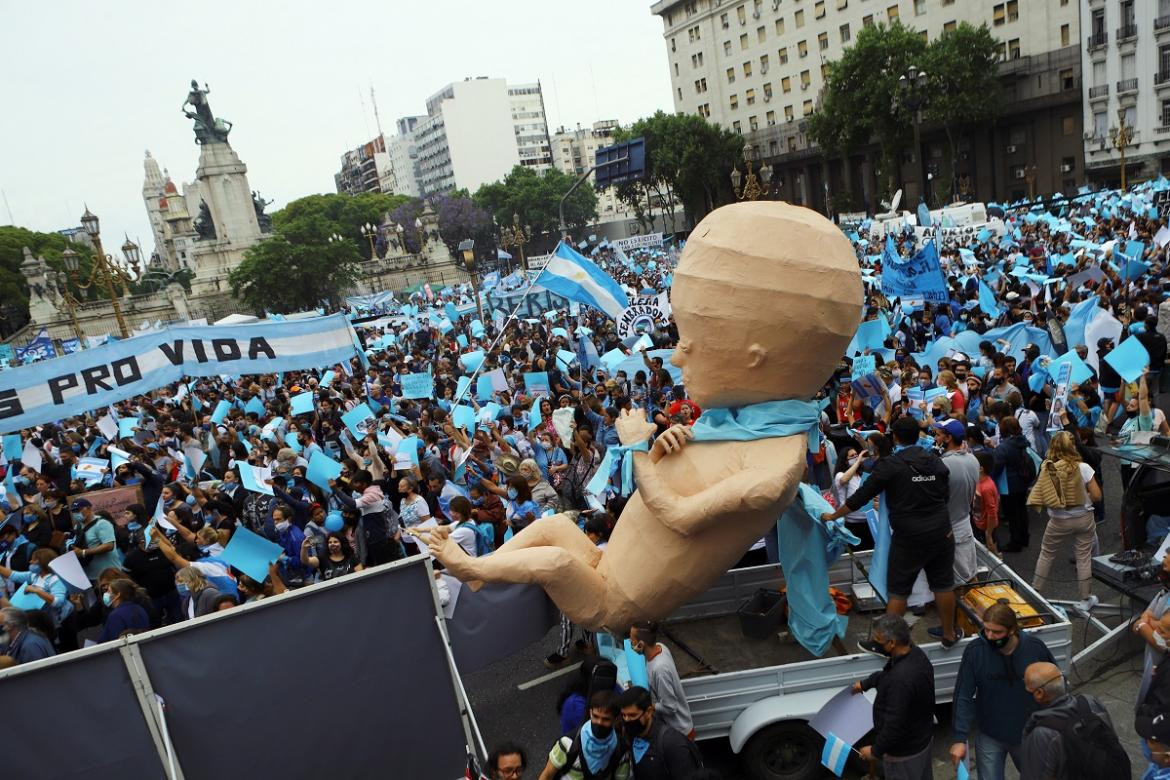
[102,591,113,607]
[72,511,85,524]
[185,494,196,505]
[176,583,189,596]
[28,563,41,575]
[507,488,518,500]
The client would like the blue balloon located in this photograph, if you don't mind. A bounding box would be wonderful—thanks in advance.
[324,510,344,533]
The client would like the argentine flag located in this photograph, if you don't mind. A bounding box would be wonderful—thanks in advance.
[538,242,629,320]
[820,732,852,777]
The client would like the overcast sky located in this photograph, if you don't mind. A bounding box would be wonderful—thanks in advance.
[0,0,672,256]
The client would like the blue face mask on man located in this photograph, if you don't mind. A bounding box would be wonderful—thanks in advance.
[507,488,519,500]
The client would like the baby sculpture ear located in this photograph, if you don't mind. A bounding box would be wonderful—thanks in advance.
[747,343,768,369]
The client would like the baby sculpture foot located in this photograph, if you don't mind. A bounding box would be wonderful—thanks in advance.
[420,525,484,591]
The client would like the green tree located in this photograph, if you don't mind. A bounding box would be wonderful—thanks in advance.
[0,226,105,333]
[474,166,598,240]
[610,111,742,229]
[272,192,411,259]
[922,23,1004,202]
[229,212,361,314]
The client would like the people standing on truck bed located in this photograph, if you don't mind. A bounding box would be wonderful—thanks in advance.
[949,603,1055,780]
[851,614,936,780]
[630,621,694,739]
[820,415,964,649]
[617,686,704,779]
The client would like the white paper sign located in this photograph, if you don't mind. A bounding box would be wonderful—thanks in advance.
[19,443,42,474]
[552,408,576,446]
[48,551,92,591]
[96,414,118,441]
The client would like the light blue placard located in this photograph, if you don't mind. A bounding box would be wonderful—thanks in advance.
[460,350,485,373]
[2,434,23,461]
[341,403,375,438]
[245,396,266,417]
[456,376,472,400]
[286,431,301,453]
[600,349,625,374]
[401,372,434,400]
[523,372,551,397]
[305,450,342,493]
[290,391,315,416]
[219,525,284,583]
[470,319,485,338]
[1046,351,1094,386]
[479,402,501,423]
[398,435,420,465]
[476,374,495,402]
[456,334,469,349]
[1104,336,1151,384]
[237,465,272,495]
[9,584,43,611]
[444,303,460,322]
[118,418,138,439]
[210,400,230,425]
[851,355,876,380]
[556,349,577,370]
[452,404,477,431]
[551,327,569,339]
[321,370,336,387]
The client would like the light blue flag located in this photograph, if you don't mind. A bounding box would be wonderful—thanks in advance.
[1063,295,1100,350]
[210,400,230,425]
[600,348,626,374]
[452,404,477,431]
[977,280,1001,317]
[290,391,315,416]
[459,350,485,373]
[820,733,852,778]
[118,417,138,439]
[866,506,890,602]
[537,242,630,320]
[881,238,948,304]
[2,434,23,462]
[341,403,375,438]
[219,526,284,583]
[305,450,342,494]
[528,401,543,432]
[400,372,434,399]
[476,374,495,402]
[455,376,472,401]
[245,396,266,418]
[1104,336,1151,383]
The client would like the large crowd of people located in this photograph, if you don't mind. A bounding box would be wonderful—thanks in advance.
[4,179,1170,778]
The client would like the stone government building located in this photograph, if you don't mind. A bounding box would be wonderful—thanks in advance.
[6,80,470,351]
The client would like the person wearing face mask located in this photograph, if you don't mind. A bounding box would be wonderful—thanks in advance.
[538,689,632,780]
[616,686,703,779]
[0,547,71,631]
[468,483,507,551]
[0,607,54,667]
[629,622,692,739]
[269,505,309,588]
[173,565,223,619]
[68,498,122,582]
[1020,661,1126,780]
[0,515,33,576]
[1137,713,1170,780]
[850,614,935,778]
[301,532,363,581]
[949,604,1056,780]
[502,475,540,534]
[97,579,150,643]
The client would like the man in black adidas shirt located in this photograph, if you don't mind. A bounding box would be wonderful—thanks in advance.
[821,415,963,648]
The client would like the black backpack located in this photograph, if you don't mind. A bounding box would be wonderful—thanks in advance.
[1025,695,1130,780]
[556,728,628,780]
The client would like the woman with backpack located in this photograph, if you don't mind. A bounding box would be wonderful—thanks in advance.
[1028,431,1102,611]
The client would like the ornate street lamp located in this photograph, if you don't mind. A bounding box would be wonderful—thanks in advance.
[68,207,141,338]
[731,144,773,201]
[1110,107,1135,190]
[459,238,485,325]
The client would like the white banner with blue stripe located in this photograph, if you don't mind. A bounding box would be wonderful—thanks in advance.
[0,314,361,433]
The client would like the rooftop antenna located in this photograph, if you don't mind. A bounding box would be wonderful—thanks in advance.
[371,85,384,140]
[1,188,13,225]
[358,86,373,140]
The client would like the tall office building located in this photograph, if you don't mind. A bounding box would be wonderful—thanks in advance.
[651,0,1084,211]
[411,77,552,196]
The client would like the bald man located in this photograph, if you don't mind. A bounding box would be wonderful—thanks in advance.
[1020,662,1124,779]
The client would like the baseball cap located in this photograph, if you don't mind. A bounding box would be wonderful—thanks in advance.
[933,419,965,441]
[1138,712,1170,744]
[70,498,93,510]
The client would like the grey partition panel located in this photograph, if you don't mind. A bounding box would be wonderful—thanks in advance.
[3,649,165,780]
[447,582,560,671]
[139,561,467,780]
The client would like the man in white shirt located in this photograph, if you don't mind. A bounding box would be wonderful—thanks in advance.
[630,621,693,737]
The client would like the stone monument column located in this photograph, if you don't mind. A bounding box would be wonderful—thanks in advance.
[196,142,261,243]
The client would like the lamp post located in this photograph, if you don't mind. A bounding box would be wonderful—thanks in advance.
[414,217,426,250]
[1024,164,1038,200]
[897,65,930,205]
[360,222,378,259]
[459,239,485,325]
[731,144,773,201]
[53,252,85,342]
[76,207,141,338]
[395,223,406,254]
[499,212,530,271]
[1110,107,1134,190]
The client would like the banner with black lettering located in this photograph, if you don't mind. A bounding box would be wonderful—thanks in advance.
[616,293,670,338]
[0,314,361,433]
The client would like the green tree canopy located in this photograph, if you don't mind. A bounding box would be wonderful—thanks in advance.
[0,226,106,333]
[229,222,361,314]
[610,111,742,229]
[474,166,598,239]
[272,192,411,259]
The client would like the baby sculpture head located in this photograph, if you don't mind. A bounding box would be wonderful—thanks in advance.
[670,201,863,408]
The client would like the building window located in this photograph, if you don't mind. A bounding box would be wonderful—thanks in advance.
[821,63,831,78]
[779,46,789,63]
[782,76,792,92]
[674,62,679,76]
[738,4,747,24]
[1062,116,1075,136]
[750,115,759,131]
[795,9,805,27]
[995,41,1006,59]
[1009,127,1026,145]
[760,53,770,72]
[887,5,899,21]
[788,136,798,152]
[746,88,756,105]
[692,52,704,67]
[840,23,851,43]
[798,40,808,57]
[1007,0,1019,22]
[862,14,874,28]
[1059,68,1074,91]
[764,82,773,98]
[815,1,826,19]
[838,0,848,8]
[767,110,776,125]
[1060,24,1070,47]
[803,99,814,115]
[1093,111,1106,137]
[993,4,1005,25]
[685,1,697,17]
[818,32,829,50]
[741,33,749,49]
[678,87,683,101]
[800,69,811,88]
[758,25,767,43]
[943,20,956,32]
[1162,100,1170,127]
[785,105,795,121]
[688,26,701,42]
[730,94,739,109]
[724,40,733,55]
[671,37,676,52]
[721,12,730,28]
[733,120,742,133]
[728,67,736,83]
[775,18,785,35]
[1008,38,1020,59]
[744,61,753,77]
[1061,156,1076,172]
[914,0,926,15]
[695,78,708,93]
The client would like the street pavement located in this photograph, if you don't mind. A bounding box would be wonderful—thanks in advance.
[463,452,1152,779]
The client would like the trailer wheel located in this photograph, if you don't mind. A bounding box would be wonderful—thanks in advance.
[740,721,822,780]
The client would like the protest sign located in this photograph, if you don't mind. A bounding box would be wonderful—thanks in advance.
[305,451,342,494]
[616,294,670,339]
[1047,362,1073,433]
[400,372,434,400]
[68,485,142,525]
[219,526,284,583]
[523,371,551,397]
[881,238,948,304]
[0,314,362,433]
[612,233,663,251]
[239,465,274,496]
[341,403,376,439]
[1104,336,1150,384]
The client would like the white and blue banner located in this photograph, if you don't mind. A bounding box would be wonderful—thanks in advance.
[880,237,948,305]
[0,314,361,433]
